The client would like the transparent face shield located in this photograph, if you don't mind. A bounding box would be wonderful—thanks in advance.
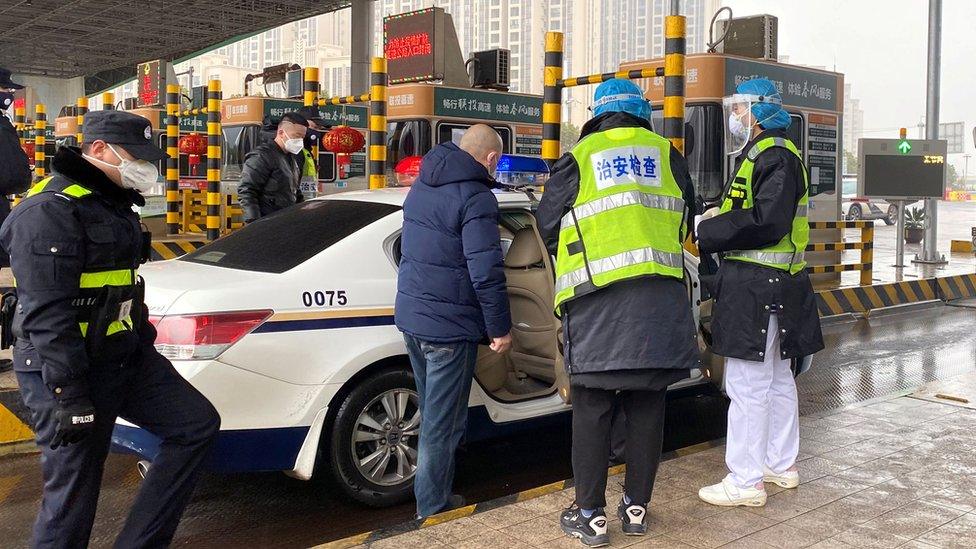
[722,93,782,156]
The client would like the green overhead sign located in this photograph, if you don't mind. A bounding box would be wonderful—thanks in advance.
[897,140,912,154]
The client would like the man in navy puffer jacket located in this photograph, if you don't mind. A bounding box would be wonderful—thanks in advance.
[395,124,512,518]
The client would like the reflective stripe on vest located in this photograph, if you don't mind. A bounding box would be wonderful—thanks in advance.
[553,126,686,313]
[560,190,684,227]
[719,136,810,275]
[25,177,93,200]
[555,246,684,295]
[80,269,135,288]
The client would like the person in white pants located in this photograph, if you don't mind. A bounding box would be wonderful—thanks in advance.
[720,315,800,504]
[694,77,825,507]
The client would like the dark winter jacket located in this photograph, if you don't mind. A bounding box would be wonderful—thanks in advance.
[0,147,156,402]
[238,141,303,222]
[535,112,700,375]
[0,114,31,266]
[697,128,825,361]
[395,142,512,343]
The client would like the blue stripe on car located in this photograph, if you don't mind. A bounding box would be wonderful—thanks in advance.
[252,315,396,334]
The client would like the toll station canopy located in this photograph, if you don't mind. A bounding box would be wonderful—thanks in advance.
[0,0,350,91]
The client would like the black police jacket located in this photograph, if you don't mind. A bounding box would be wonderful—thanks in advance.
[0,147,156,402]
[697,129,825,362]
[0,114,30,197]
[238,141,303,223]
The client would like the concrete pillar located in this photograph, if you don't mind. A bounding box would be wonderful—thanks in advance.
[351,0,376,96]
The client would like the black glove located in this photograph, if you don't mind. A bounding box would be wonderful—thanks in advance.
[51,399,96,449]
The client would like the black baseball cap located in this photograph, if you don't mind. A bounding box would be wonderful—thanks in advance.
[83,110,167,162]
[0,68,24,90]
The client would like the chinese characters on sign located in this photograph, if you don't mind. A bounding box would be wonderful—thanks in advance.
[724,58,838,111]
[384,9,439,83]
[806,113,838,196]
[433,88,543,124]
[591,147,662,190]
[388,93,416,107]
[386,33,433,60]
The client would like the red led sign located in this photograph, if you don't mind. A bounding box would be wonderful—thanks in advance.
[384,8,439,84]
[137,60,164,108]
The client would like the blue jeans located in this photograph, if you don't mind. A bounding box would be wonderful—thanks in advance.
[403,334,478,518]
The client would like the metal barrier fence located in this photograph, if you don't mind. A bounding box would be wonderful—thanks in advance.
[179,189,242,234]
[806,220,874,286]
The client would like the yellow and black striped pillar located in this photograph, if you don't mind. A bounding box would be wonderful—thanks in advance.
[76,96,88,144]
[663,15,686,154]
[166,84,181,235]
[102,92,114,111]
[34,104,46,179]
[542,32,564,168]
[368,57,387,189]
[14,106,25,145]
[206,79,222,241]
[304,66,320,165]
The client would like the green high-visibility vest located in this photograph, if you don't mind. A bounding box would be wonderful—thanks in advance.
[718,137,810,274]
[21,177,137,337]
[553,126,687,314]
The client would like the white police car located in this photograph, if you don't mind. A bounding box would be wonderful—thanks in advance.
[112,158,717,507]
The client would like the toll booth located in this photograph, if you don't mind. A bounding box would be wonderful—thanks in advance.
[385,84,543,185]
[219,96,369,194]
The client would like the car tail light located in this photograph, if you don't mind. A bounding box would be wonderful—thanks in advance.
[851,197,869,203]
[149,310,272,360]
[393,156,422,187]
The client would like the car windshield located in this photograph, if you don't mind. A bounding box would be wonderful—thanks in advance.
[180,200,401,273]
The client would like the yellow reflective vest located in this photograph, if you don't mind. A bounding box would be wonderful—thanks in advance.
[718,137,810,274]
[553,126,687,314]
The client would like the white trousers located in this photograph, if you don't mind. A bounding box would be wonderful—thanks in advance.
[724,314,800,489]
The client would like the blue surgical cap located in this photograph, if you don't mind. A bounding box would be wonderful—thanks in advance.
[592,79,650,121]
[736,77,791,130]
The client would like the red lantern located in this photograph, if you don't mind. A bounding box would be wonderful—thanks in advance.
[322,126,366,154]
[178,133,207,176]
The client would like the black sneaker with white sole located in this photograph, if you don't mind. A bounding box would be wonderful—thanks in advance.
[559,504,610,547]
[617,498,647,536]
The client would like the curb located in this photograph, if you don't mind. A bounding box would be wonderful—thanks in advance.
[311,439,724,549]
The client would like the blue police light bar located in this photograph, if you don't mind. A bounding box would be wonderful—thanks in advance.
[495,154,550,174]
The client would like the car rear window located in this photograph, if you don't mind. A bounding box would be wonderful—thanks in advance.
[180,199,401,273]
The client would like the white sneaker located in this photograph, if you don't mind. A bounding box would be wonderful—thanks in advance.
[763,466,800,489]
[698,476,767,507]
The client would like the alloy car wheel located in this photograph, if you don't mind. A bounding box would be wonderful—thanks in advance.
[351,388,420,487]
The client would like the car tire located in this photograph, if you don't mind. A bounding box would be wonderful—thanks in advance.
[884,204,897,225]
[326,368,420,507]
[847,204,862,221]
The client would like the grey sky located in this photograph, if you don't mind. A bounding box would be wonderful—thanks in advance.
[723,0,975,173]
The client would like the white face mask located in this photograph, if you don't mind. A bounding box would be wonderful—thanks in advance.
[728,112,752,141]
[84,143,159,193]
[284,137,305,155]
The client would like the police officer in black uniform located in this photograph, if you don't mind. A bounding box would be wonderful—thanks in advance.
[0,110,220,548]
